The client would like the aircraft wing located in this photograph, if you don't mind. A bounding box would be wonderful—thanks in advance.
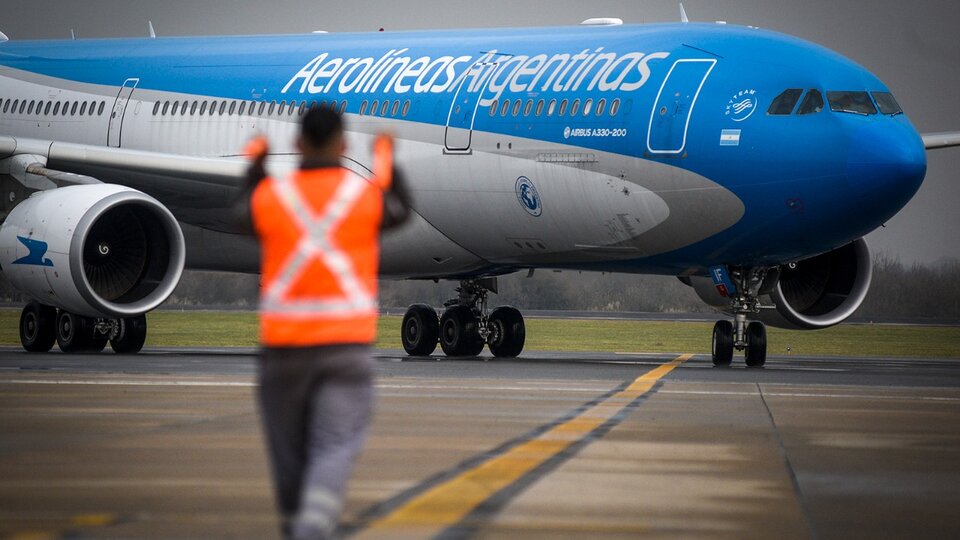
[922,132,960,149]
[0,136,248,231]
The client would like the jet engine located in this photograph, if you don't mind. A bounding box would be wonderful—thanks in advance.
[691,238,873,330]
[0,184,185,318]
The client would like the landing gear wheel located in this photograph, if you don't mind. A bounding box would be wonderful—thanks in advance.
[487,306,525,358]
[745,321,767,367]
[20,302,56,352]
[712,320,734,367]
[401,304,439,356]
[56,311,98,353]
[111,315,148,354]
[439,305,484,357]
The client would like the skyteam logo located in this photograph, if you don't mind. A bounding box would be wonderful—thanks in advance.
[725,89,758,122]
[515,176,542,217]
[12,236,54,267]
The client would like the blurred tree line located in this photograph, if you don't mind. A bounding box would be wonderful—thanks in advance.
[1,252,958,319]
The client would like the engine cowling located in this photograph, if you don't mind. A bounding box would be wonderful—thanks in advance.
[0,184,185,318]
[690,238,873,330]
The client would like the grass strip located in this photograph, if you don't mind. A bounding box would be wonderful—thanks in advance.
[0,309,957,358]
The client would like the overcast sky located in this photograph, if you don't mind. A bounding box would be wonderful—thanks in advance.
[5,0,959,264]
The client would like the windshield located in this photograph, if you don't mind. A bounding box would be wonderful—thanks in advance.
[827,91,877,115]
[797,89,824,115]
[872,92,903,115]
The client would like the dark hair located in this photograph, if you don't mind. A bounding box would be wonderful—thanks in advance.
[300,104,343,148]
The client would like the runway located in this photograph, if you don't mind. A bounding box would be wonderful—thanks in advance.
[1,348,959,539]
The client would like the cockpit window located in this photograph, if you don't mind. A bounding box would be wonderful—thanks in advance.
[796,89,824,115]
[872,92,902,115]
[767,89,803,115]
[827,91,877,115]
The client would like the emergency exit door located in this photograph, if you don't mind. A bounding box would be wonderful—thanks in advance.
[646,59,716,155]
[108,78,139,147]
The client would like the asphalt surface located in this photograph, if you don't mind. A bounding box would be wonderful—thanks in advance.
[1,347,959,539]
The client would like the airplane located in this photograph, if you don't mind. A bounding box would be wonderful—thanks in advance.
[0,16,957,365]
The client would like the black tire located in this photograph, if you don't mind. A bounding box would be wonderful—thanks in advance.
[439,305,483,357]
[56,311,97,353]
[487,306,525,358]
[111,315,148,354]
[19,302,56,353]
[745,321,767,367]
[400,304,439,356]
[712,320,734,367]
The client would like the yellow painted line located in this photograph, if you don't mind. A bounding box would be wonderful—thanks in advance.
[70,513,117,527]
[356,354,692,537]
[6,513,119,540]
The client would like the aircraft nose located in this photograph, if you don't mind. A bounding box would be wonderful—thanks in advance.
[846,121,926,222]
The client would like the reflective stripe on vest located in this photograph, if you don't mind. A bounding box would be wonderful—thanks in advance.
[260,171,377,318]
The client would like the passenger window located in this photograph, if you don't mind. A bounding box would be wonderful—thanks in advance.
[360,100,368,115]
[152,101,160,115]
[199,101,207,115]
[79,102,86,115]
[827,91,876,115]
[370,100,378,116]
[19,100,26,114]
[27,101,35,114]
[44,102,52,115]
[500,99,510,116]
[179,101,187,115]
[512,100,521,116]
[489,99,498,116]
[583,98,592,116]
[219,101,226,115]
[209,101,217,115]
[610,98,620,116]
[277,101,286,115]
[191,101,198,115]
[872,92,902,115]
[288,102,296,116]
[391,100,399,117]
[161,101,169,115]
[559,99,568,116]
[53,102,61,115]
[90,101,97,115]
[380,100,389,116]
[535,99,544,116]
[339,101,347,114]
[172,101,180,115]
[523,99,533,116]
[797,89,824,115]
[595,99,605,116]
[402,100,410,117]
[547,99,556,116]
[70,102,78,115]
[257,102,266,115]
[329,100,338,111]
[570,99,580,116]
[63,101,71,115]
[767,89,803,115]
[10,99,18,113]
[238,102,246,115]
[228,101,236,115]
[268,101,276,115]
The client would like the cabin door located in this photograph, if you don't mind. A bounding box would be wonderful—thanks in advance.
[646,59,716,155]
[108,78,139,148]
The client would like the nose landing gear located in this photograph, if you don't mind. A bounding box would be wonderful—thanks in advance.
[710,267,770,368]
[400,278,526,358]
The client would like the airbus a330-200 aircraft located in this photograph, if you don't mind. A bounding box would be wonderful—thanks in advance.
[0,17,956,365]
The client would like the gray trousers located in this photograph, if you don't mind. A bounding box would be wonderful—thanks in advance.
[258,344,374,540]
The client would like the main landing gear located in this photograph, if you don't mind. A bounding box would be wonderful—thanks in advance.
[711,267,769,368]
[19,301,148,354]
[400,278,525,358]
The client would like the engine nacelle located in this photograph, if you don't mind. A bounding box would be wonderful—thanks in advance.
[0,184,185,318]
[690,238,873,330]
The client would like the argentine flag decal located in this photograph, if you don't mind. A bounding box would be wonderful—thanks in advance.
[720,129,741,146]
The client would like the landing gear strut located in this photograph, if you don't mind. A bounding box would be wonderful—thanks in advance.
[400,278,525,358]
[711,267,769,368]
[18,303,148,354]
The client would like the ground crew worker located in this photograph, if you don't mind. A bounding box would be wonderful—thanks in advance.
[236,105,410,539]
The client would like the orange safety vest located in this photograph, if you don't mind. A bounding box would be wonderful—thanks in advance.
[251,136,393,347]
